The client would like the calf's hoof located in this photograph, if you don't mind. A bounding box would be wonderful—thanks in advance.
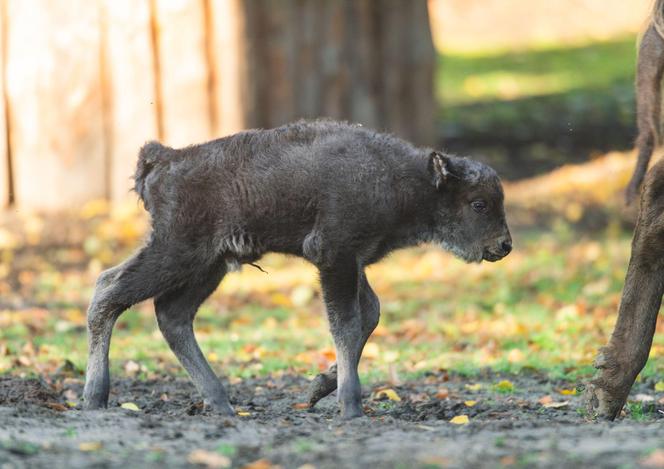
[340,402,364,420]
[205,399,236,417]
[82,395,108,410]
[307,365,338,407]
[82,384,109,410]
[583,381,624,421]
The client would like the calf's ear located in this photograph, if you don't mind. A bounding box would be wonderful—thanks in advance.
[428,151,452,189]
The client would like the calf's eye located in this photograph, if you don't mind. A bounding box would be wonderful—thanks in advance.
[471,200,487,213]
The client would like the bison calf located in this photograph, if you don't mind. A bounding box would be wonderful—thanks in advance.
[83,120,512,419]
[586,159,664,419]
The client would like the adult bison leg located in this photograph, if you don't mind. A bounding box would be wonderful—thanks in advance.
[307,273,379,408]
[587,162,664,419]
[626,25,664,204]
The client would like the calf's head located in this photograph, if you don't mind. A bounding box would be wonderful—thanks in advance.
[428,152,511,263]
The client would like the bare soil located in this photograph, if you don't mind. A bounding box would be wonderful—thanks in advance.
[1,370,663,468]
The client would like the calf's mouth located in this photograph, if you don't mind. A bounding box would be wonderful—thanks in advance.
[482,249,506,262]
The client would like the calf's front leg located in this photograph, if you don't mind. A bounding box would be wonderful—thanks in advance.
[307,273,380,407]
[320,257,365,419]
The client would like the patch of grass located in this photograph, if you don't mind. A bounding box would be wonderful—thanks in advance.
[437,36,637,179]
[215,443,237,458]
[1,212,663,390]
[293,438,315,454]
[626,402,656,422]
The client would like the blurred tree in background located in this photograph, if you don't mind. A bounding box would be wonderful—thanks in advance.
[0,0,434,211]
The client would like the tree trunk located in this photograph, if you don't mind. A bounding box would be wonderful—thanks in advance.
[239,0,435,146]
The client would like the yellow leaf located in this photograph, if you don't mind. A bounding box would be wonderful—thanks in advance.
[237,411,251,417]
[559,388,577,395]
[374,388,401,402]
[450,415,469,425]
[79,441,103,452]
[464,400,477,407]
[493,380,514,393]
[270,292,291,307]
[207,352,219,362]
[655,381,664,392]
[465,383,482,391]
[120,402,140,411]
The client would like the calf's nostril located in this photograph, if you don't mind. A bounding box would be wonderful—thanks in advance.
[501,241,512,254]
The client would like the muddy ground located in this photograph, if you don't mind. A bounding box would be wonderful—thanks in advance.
[1,370,663,469]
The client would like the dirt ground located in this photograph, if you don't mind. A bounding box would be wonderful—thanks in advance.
[1,370,663,469]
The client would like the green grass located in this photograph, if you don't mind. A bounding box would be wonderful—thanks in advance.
[439,36,636,105]
[437,36,638,179]
[2,223,663,386]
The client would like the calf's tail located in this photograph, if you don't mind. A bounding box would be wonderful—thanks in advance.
[133,141,173,210]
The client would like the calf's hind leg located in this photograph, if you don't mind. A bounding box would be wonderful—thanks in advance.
[308,271,379,411]
[586,162,664,419]
[155,266,234,415]
[84,246,180,409]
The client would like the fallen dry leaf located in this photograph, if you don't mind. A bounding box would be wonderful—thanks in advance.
[538,395,553,405]
[633,394,655,403]
[120,402,140,411]
[559,388,577,396]
[464,400,477,407]
[188,449,231,468]
[493,380,514,393]
[434,388,449,399]
[46,402,67,412]
[237,411,251,417]
[292,402,310,410]
[450,415,469,425]
[242,459,277,469]
[465,383,482,391]
[373,388,401,402]
[79,441,103,452]
[542,400,569,409]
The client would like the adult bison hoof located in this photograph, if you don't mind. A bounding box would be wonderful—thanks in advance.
[583,381,623,421]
